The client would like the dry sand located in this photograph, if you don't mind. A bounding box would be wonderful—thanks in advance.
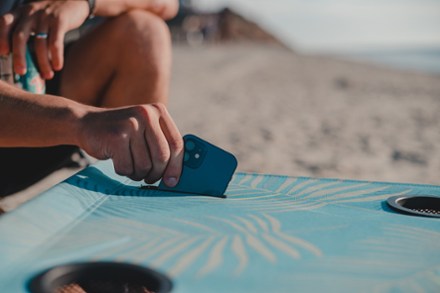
[169,44,440,185]
[1,43,439,212]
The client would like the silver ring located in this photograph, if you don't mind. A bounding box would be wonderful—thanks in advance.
[34,32,48,39]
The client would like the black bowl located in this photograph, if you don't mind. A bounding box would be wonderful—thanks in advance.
[28,262,172,293]
[387,195,440,218]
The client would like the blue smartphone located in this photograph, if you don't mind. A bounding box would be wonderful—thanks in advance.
[158,134,238,197]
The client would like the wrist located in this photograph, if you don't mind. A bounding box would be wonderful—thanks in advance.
[69,102,97,148]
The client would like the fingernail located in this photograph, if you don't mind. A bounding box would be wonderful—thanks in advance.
[44,71,54,80]
[165,177,178,187]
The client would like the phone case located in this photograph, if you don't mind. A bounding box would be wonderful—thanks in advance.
[158,134,238,197]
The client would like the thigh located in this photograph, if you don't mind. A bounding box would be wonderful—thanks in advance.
[58,18,120,106]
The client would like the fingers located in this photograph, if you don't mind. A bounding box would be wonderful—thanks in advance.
[34,10,54,79]
[99,105,183,185]
[156,104,184,187]
[0,12,18,55]
[48,15,65,71]
[33,10,53,79]
[5,3,67,77]
[112,134,134,178]
[128,118,153,181]
[143,108,172,184]
[12,10,34,75]
[128,105,183,186]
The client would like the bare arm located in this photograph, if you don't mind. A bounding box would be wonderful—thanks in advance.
[0,80,184,186]
[0,80,87,147]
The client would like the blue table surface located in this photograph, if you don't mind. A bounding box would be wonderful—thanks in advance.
[0,160,439,293]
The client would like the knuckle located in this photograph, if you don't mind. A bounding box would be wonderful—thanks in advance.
[109,127,130,144]
[169,136,184,153]
[127,117,140,131]
[136,163,152,180]
[140,161,153,174]
[116,131,130,142]
[115,165,132,177]
[3,13,15,25]
[41,8,51,17]
[13,31,26,43]
[150,102,167,115]
[132,105,151,121]
[156,148,171,164]
[133,104,147,113]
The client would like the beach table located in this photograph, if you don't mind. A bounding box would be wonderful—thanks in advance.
[1,160,439,292]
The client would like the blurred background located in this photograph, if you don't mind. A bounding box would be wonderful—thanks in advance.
[168,0,440,184]
[175,0,440,73]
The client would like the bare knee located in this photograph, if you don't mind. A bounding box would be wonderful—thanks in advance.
[112,10,172,57]
[60,10,173,106]
[100,10,173,105]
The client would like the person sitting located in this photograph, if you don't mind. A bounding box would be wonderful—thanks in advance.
[0,0,183,196]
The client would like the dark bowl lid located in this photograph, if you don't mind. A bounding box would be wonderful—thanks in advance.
[387,195,440,218]
[27,261,173,293]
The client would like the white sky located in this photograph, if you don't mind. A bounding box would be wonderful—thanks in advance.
[190,0,440,52]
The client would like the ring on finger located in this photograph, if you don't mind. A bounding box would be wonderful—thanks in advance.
[31,32,48,39]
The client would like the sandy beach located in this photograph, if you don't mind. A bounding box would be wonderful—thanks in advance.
[169,44,440,185]
[1,43,439,212]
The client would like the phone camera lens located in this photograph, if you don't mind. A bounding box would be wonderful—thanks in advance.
[194,153,200,159]
[185,140,196,151]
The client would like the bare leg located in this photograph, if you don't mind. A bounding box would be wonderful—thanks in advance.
[60,10,172,107]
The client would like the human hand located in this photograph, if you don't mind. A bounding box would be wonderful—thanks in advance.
[78,103,184,187]
[0,0,89,79]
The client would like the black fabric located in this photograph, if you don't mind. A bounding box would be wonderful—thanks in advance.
[0,146,82,196]
[0,0,20,15]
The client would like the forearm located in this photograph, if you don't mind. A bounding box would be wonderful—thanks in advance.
[0,81,90,147]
